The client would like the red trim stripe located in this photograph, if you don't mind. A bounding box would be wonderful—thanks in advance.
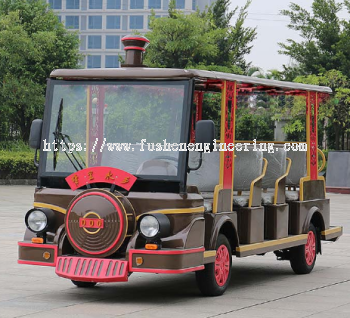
[129,247,204,255]
[18,260,56,267]
[123,46,146,52]
[122,36,150,43]
[131,266,204,274]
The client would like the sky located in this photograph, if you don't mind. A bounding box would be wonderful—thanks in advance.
[228,0,348,71]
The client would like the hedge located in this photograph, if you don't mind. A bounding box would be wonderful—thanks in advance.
[0,151,37,179]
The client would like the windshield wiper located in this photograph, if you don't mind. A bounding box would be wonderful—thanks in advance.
[53,98,85,171]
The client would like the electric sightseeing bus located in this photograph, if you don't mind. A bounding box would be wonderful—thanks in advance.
[18,36,342,296]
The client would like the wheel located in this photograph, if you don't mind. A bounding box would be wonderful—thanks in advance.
[290,223,317,274]
[196,234,232,296]
[71,280,97,288]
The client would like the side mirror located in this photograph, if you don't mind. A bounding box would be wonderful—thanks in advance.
[29,119,43,150]
[195,120,215,152]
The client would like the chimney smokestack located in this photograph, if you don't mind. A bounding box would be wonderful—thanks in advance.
[121,35,150,67]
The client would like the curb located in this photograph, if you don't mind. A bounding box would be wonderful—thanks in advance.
[0,179,37,185]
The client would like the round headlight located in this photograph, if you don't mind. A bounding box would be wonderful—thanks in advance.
[139,215,159,238]
[27,210,48,233]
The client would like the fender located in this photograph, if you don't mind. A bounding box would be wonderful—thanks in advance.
[209,213,239,251]
[302,207,325,234]
[302,207,325,254]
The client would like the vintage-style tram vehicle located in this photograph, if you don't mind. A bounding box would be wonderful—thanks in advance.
[18,36,342,296]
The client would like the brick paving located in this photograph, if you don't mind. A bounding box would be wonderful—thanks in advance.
[0,186,349,318]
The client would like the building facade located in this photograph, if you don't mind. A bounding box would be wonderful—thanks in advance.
[49,0,216,68]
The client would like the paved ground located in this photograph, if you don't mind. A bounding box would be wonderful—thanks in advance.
[0,185,349,318]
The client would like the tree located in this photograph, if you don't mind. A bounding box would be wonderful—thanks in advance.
[145,3,222,69]
[247,67,283,80]
[294,70,350,150]
[145,0,256,72]
[0,0,81,141]
[278,0,350,149]
[206,0,257,71]
[279,0,350,78]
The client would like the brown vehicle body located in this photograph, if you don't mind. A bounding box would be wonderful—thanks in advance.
[18,36,342,296]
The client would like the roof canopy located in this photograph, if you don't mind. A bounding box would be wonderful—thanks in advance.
[50,68,332,94]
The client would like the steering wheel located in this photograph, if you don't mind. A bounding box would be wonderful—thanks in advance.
[152,156,179,163]
[136,156,179,176]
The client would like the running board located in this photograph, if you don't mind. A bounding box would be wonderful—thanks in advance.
[236,234,308,258]
[321,226,343,241]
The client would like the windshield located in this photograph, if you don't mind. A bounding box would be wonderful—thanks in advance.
[42,80,189,180]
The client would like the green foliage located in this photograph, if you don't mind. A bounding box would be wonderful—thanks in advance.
[145,6,222,69]
[0,151,37,179]
[279,0,350,78]
[0,140,31,151]
[105,85,184,144]
[145,0,256,71]
[246,67,284,80]
[277,0,350,149]
[235,107,275,141]
[194,63,243,75]
[0,0,81,142]
[202,93,222,137]
[205,0,257,71]
[294,70,350,149]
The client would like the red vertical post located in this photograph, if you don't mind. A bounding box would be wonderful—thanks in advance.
[191,91,204,143]
[306,92,318,180]
[222,81,236,189]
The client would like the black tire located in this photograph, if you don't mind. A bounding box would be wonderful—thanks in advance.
[196,234,232,296]
[290,223,317,274]
[71,280,97,288]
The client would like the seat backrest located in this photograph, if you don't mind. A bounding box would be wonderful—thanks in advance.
[234,147,263,191]
[286,149,307,186]
[187,150,220,192]
[262,148,287,189]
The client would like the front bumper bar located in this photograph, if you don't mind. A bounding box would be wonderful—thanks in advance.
[56,256,129,282]
[19,242,207,282]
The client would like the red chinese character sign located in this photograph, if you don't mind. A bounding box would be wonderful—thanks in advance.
[190,91,204,143]
[66,167,137,191]
[307,92,319,180]
[223,81,236,189]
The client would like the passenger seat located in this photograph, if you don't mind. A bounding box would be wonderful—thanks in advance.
[285,149,307,201]
[261,148,291,205]
[233,147,267,207]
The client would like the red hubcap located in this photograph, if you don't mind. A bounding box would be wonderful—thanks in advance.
[215,245,230,287]
[305,230,316,266]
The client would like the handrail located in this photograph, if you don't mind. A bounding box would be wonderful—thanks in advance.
[273,158,292,205]
[248,158,268,208]
[318,148,326,173]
